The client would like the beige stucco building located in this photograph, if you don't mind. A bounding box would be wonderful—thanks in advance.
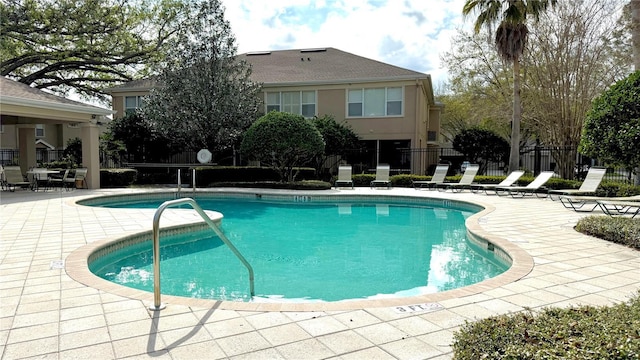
[0,77,113,188]
[109,48,443,174]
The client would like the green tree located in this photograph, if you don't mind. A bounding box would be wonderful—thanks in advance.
[64,137,82,166]
[523,0,627,179]
[580,70,640,178]
[140,0,262,156]
[311,114,360,177]
[108,112,170,162]
[452,127,509,174]
[463,0,557,173]
[0,0,189,101]
[241,112,325,183]
[99,132,126,167]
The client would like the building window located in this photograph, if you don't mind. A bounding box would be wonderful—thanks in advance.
[266,93,280,113]
[35,124,45,137]
[301,91,316,117]
[427,131,438,142]
[125,96,144,114]
[265,91,316,117]
[348,87,403,117]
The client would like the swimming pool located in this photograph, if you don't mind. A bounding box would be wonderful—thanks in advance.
[81,193,511,303]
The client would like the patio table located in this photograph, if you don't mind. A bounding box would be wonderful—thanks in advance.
[26,169,62,191]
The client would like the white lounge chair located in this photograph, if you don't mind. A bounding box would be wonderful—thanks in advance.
[547,167,607,200]
[2,166,30,191]
[334,165,354,189]
[470,170,525,195]
[436,164,480,192]
[370,164,391,189]
[412,164,450,190]
[596,199,640,218]
[559,194,640,213]
[495,171,555,198]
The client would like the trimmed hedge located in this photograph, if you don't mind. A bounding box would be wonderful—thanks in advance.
[207,180,332,190]
[575,216,640,249]
[100,168,137,188]
[195,166,316,186]
[453,293,640,359]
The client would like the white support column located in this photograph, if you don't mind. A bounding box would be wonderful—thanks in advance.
[17,124,37,174]
[80,121,101,189]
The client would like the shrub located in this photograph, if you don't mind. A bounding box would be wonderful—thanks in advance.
[352,174,376,187]
[240,112,324,182]
[209,180,331,190]
[100,169,137,188]
[196,166,316,186]
[575,216,640,249]
[453,292,640,359]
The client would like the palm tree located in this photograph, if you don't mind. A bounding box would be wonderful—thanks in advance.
[462,0,556,173]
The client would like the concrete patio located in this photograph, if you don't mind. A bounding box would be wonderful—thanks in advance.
[1,187,638,359]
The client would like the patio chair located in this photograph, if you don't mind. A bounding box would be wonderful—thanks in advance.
[49,169,70,190]
[412,164,450,190]
[370,164,391,189]
[0,165,5,191]
[64,168,88,190]
[547,167,607,200]
[334,165,354,189]
[2,166,31,191]
[470,170,525,195]
[495,171,555,198]
[559,194,640,213]
[436,164,480,192]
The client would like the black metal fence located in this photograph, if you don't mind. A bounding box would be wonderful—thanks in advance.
[2,146,636,183]
[0,149,66,165]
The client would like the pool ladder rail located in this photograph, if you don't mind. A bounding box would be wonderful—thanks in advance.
[149,197,255,310]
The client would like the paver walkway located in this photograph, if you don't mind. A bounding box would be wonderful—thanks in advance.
[1,187,638,359]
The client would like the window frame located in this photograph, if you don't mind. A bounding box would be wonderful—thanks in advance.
[265,91,316,118]
[35,124,45,138]
[347,86,404,118]
[124,96,144,114]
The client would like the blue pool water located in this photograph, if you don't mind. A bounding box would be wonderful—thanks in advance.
[88,195,509,302]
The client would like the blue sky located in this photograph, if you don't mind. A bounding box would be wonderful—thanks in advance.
[221,0,469,87]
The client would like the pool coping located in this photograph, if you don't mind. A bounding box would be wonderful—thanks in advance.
[65,189,535,312]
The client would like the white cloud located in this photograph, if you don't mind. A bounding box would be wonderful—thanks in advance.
[221,0,470,86]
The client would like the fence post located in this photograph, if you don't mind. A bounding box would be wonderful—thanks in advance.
[534,145,541,176]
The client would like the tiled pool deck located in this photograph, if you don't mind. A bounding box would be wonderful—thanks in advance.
[1,187,638,359]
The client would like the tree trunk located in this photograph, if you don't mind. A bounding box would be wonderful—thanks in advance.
[632,0,640,69]
[508,58,522,173]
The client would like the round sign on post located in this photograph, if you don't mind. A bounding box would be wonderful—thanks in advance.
[197,149,212,164]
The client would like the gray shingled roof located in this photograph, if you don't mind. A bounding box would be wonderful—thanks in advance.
[105,77,158,92]
[105,48,430,91]
[0,77,111,113]
[239,48,428,85]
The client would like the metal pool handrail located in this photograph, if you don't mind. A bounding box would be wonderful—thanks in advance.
[149,197,255,310]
